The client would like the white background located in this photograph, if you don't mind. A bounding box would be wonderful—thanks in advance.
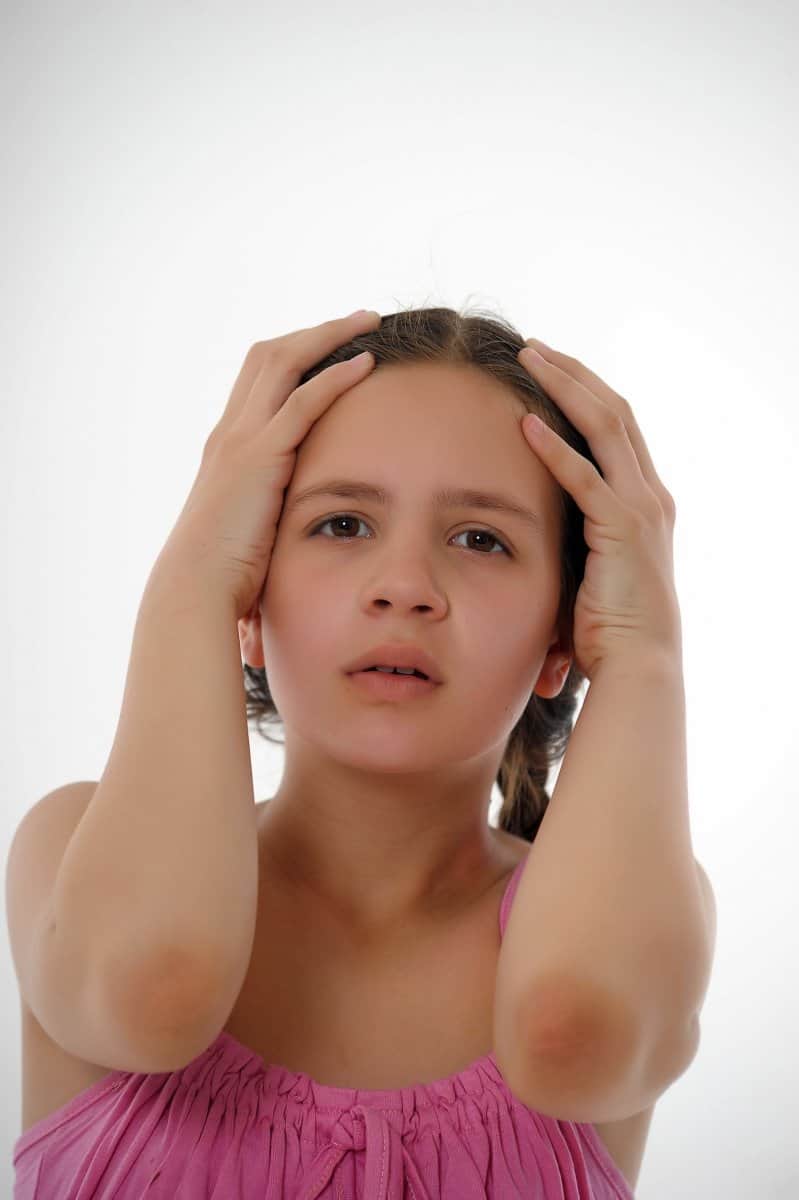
[2,1,797,1196]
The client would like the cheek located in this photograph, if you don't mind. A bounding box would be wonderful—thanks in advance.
[439,621,543,725]
[473,613,552,713]
[261,571,349,677]
[456,652,543,748]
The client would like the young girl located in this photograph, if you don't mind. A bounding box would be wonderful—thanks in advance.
[8,306,714,1197]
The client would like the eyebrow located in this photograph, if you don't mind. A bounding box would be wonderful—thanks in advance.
[286,479,545,534]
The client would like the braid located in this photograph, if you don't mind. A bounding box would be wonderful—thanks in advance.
[496,665,586,843]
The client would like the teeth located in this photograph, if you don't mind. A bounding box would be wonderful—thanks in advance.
[375,666,416,675]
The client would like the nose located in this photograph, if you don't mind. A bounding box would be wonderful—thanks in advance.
[360,546,448,618]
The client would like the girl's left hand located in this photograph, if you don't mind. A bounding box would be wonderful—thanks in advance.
[519,337,683,682]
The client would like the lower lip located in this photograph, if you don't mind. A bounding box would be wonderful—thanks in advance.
[347,670,439,699]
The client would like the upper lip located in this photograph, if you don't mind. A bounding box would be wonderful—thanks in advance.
[345,643,444,684]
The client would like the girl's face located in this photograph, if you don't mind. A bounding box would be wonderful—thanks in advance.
[245,361,571,776]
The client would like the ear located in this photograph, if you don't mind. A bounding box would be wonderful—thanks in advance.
[533,640,573,700]
[238,612,265,668]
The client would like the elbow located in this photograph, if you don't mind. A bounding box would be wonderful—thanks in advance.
[495,976,702,1123]
[494,972,639,1120]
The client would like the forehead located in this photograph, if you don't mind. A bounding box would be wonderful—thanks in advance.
[289,361,559,532]
[358,359,523,409]
[303,360,527,452]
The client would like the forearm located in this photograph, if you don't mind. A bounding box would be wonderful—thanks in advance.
[52,556,259,1001]
[494,653,709,1060]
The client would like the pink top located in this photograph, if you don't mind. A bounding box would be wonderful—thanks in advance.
[13,854,634,1199]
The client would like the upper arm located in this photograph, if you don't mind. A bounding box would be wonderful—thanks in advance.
[5,782,214,1073]
[694,858,717,970]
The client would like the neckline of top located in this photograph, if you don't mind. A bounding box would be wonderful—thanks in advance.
[204,854,531,1105]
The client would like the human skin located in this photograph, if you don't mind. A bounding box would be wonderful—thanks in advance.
[237,360,573,937]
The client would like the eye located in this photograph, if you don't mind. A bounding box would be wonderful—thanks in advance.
[452,529,510,556]
[309,514,511,556]
[310,514,371,541]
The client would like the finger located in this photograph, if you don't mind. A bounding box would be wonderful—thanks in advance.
[243,348,376,445]
[524,338,668,503]
[222,309,381,430]
[520,347,649,510]
[521,410,626,532]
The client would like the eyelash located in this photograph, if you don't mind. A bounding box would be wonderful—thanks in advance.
[308,513,512,557]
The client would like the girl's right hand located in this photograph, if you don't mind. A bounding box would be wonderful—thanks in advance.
[150,310,381,621]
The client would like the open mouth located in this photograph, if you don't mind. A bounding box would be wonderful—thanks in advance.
[362,666,430,680]
[348,667,439,699]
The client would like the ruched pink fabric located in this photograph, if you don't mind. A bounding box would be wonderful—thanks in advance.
[13,854,634,1198]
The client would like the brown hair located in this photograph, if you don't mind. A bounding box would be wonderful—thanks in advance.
[243,305,599,843]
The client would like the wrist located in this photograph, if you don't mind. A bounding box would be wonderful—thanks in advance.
[142,549,239,624]
[591,647,684,687]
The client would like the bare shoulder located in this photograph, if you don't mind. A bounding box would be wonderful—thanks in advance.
[19,993,115,1137]
[7,781,114,1138]
[9,780,98,852]
[592,1103,656,1194]
[493,826,531,870]
[6,780,100,992]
